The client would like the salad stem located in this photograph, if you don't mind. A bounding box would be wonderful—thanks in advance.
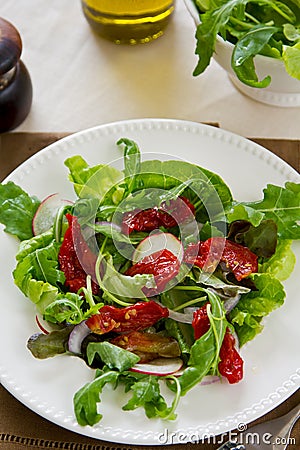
[173,285,206,292]
[164,375,181,420]
[172,296,206,312]
[79,275,96,308]
[95,252,133,307]
[229,16,256,29]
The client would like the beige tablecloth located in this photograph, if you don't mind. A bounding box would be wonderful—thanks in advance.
[1,0,300,139]
[0,132,299,450]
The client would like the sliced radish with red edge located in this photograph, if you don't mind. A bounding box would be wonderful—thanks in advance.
[130,357,183,376]
[32,193,73,236]
[132,232,184,264]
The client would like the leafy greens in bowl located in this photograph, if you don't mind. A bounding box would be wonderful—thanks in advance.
[185,0,300,106]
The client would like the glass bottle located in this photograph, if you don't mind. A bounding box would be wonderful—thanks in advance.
[0,17,33,133]
[81,0,175,44]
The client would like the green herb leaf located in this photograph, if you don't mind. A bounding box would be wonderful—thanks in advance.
[87,341,140,371]
[74,370,119,426]
[226,182,300,239]
[283,41,300,80]
[232,25,279,87]
[117,138,142,196]
[27,326,73,359]
[178,291,227,395]
[259,239,296,281]
[122,375,177,420]
[0,181,40,240]
[230,273,286,345]
[65,155,122,201]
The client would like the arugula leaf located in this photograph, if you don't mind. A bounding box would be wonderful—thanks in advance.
[87,342,140,371]
[232,25,279,87]
[192,269,251,296]
[193,0,300,86]
[0,181,40,240]
[230,273,285,346]
[226,182,300,239]
[194,0,249,76]
[43,292,101,324]
[177,291,227,395]
[139,159,232,222]
[74,370,119,426]
[117,138,142,196]
[122,374,178,420]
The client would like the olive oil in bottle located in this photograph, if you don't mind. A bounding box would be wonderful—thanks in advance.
[81,0,175,44]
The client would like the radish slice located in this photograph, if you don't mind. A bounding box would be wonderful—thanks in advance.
[132,232,184,264]
[35,314,62,334]
[32,193,73,236]
[35,314,50,334]
[131,357,183,376]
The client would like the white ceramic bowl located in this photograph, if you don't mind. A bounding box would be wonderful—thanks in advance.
[184,0,300,107]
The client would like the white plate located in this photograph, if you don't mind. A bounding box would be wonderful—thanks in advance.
[1,119,299,445]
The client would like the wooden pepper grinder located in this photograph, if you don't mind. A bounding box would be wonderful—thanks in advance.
[0,17,33,133]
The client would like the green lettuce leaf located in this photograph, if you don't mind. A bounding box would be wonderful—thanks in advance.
[0,181,40,240]
[27,326,73,359]
[230,273,286,346]
[14,240,65,289]
[259,239,296,281]
[64,155,122,201]
[97,253,155,301]
[283,41,300,80]
[13,231,65,312]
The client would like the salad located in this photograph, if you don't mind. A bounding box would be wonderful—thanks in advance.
[0,137,299,426]
[191,0,300,87]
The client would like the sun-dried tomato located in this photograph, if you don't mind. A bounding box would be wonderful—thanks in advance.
[184,237,258,281]
[121,196,195,234]
[159,196,195,228]
[125,249,180,296]
[192,302,210,340]
[86,301,169,335]
[192,304,244,384]
[110,330,180,363]
[218,329,244,384]
[58,214,98,294]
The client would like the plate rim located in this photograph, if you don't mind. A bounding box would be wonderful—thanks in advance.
[1,118,299,445]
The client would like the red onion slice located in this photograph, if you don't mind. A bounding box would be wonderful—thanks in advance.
[68,321,91,355]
